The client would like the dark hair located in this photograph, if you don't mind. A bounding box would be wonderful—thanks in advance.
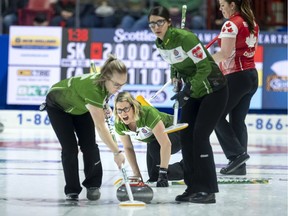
[225,0,255,33]
[148,6,170,21]
[34,13,47,23]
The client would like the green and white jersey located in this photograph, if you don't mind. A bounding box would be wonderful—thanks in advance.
[46,73,109,115]
[156,27,226,98]
[114,106,173,143]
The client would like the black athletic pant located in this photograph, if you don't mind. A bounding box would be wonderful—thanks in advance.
[46,105,103,195]
[180,86,228,193]
[146,131,182,181]
[215,69,258,160]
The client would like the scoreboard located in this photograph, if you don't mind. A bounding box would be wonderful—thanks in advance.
[7,26,288,109]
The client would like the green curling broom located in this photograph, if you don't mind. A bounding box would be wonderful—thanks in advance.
[171,177,270,185]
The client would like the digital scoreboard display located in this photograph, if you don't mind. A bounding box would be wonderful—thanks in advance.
[7,27,288,109]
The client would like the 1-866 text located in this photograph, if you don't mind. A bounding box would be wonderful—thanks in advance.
[17,113,50,127]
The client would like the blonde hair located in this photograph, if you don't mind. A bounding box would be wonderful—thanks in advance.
[113,91,143,123]
[94,54,127,86]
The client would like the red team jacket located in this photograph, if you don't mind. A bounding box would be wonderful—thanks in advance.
[217,12,260,75]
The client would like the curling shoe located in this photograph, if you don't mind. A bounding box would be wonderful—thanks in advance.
[220,152,249,175]
[221,164,246,175]
[175,190,195,202]
[66,193,79,201]
[189,192,216,204]
[87,187,101,201]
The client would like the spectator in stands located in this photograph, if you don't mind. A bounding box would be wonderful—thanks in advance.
[156,0,206,29]
[33,13,49,26]
[2,0,28,34]
[118,0,149,31]
[50,0,93,28]
[50,0,75,27]
[87,0,117,28]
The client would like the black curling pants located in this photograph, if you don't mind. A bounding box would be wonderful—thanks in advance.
[180,86,228,193]
[215,69,258,160]
[46,105,103,195]
[146,131,182,181]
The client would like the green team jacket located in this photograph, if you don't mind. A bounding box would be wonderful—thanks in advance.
[46,73,109,115]
[114,106,173,143]
[156,27,226,98]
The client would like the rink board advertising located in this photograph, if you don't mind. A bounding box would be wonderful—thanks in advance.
[7,26,288,109]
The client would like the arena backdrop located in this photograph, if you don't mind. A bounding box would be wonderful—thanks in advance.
[6,26,287,109]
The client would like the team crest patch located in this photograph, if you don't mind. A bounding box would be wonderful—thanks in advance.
[187,43,206,63]
[141,128,148,133]
[173,49,179,56]
[192,45,203,59]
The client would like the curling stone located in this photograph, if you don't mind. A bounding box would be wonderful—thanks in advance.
[116,181,154,203]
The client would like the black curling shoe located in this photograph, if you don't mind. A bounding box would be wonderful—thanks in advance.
[221,164,246,175]
[189,192,216,204]
[175,190,195,202]
[220,152,249,174]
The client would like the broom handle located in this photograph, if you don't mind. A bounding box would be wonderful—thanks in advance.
[103,102,136,203]
[206,35,218,49]
[173,101,179,126]
[171,4,187,125]
[121,166,134,202]
[149,80,171,101]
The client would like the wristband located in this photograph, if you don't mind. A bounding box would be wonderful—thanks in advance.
[113,150,122,156]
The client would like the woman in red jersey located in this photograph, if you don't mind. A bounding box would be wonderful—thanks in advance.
[213,0,259,175]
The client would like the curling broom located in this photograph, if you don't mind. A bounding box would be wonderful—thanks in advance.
[163,4,188,134]
[102,101,146,207]
[136,80,172,106]
[119,165,146,207]
[171,177,269,185]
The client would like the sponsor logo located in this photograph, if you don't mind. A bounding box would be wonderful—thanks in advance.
[141,128,148,134]
[17,69,50,77]
[266,75,288,92]
[11,36,60,49]
[266,60,288,92]
[17,86,49,96]
[173,49,183,60]
[113,29,156,43]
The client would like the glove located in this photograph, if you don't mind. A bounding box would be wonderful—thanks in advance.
[170,83,191,108]
[156,168,169,187]
[173,79,183,92]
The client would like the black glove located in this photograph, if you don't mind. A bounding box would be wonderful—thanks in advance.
[156,168,169,187]
[170,83,191,108]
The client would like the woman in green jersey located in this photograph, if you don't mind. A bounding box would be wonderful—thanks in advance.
[113,91,184,187]
[45,54,127,201]
[148,6,228,203]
